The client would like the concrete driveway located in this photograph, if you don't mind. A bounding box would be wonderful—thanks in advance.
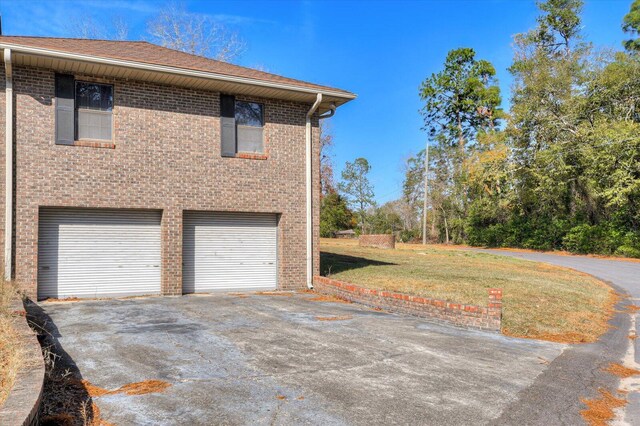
[34,293,565,426]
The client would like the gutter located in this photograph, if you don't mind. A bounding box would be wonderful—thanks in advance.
[0,43,356,102]
[4,48,11,281]
[305,97,336,289]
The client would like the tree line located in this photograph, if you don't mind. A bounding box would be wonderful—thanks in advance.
[323,0,640,258]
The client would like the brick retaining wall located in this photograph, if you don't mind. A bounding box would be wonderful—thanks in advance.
[359,234,395,249]
[313,276,502,331]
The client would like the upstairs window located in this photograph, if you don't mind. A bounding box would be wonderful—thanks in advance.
[235,101,264,153]
[220,94,265,156]
[75,81,113,141]
[55,74,113,145]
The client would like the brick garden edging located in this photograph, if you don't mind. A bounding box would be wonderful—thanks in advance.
[0,299,45,426]
[313,276,503,331]
[359,234,396,249]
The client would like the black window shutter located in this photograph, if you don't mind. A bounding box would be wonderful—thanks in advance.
[220,94,236,156]
[55,74,75,145]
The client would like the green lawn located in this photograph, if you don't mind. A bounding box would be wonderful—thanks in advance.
[320,238,616,343]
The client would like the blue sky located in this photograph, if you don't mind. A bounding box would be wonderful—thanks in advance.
[0,0,633,203]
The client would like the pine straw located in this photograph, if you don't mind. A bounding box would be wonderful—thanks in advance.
[308,294,352,304]
[603,363,640,378]
[0,280,25,406]
[40,376,171,425]
[580,388,627,426]
[315,315,352,321]
[79,378,171,397]
[116,380,171,395]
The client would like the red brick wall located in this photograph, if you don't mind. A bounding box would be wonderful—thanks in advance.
[359,234,395,249]
[0,64,321,297]
[313,276,503,331]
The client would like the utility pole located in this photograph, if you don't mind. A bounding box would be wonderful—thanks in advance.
[422,142,430,245]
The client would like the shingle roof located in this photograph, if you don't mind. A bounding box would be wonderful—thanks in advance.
[0,36,354,97]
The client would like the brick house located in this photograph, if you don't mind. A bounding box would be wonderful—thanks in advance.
[0,36,355,300]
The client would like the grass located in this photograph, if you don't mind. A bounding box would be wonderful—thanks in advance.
[320,238,616,343]
[0,278,25,406]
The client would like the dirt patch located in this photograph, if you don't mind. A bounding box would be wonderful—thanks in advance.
[580,388,627,426]
[626,305,640,313]
[255,291,293,297]
[228,293,249,298]
[308,294,352,304]
[604,363,640,378]
[42,297,82,303]
[315,315,353,321]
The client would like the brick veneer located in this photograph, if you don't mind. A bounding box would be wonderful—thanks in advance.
[313,276,503,331]
[359,234,396,249]
[0,63,321,298]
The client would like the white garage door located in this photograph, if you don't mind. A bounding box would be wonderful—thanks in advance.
[183,212,278,293]
[38,208,162,299]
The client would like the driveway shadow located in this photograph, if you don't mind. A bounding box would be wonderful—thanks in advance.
[320,251,396,275]
[24,299,98,426]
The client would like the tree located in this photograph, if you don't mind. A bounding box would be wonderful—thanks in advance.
[420,48,502,153]
[66,15,129,40]
[417,47,502,241]
[369,201,404,235]
[623,0,640,53]
[147,3,245,62]
[320,193,355,237]
[338,158,375,233]
[319,121,336,197]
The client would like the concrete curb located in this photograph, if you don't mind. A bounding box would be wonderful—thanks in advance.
[0,298,45,426]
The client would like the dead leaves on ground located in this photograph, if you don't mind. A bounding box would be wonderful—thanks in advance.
[580,388,627,426]
[80,378,171,397]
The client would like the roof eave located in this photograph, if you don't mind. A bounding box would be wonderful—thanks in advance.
[0,43,356,108]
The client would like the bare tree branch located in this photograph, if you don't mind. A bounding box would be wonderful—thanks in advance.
[146,3,246,62]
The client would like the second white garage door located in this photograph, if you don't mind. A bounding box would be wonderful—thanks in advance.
[183,212,278,293]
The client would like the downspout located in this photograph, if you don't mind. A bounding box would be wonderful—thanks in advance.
[305,93,322,289]
[305,96,336,289]
[4,48,12,281]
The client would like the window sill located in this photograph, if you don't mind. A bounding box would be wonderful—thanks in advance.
[230,152,268,160]
[64,140,116,149]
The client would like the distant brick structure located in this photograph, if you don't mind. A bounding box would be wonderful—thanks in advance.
[313,276,503,331]
[359,234,395,249]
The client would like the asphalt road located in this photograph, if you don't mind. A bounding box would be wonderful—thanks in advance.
[474,249,640,297]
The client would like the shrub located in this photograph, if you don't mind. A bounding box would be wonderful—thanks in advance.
[614,245,640,258]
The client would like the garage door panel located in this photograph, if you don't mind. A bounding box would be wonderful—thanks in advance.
[38,208,162,299]
[183,212,278,293]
